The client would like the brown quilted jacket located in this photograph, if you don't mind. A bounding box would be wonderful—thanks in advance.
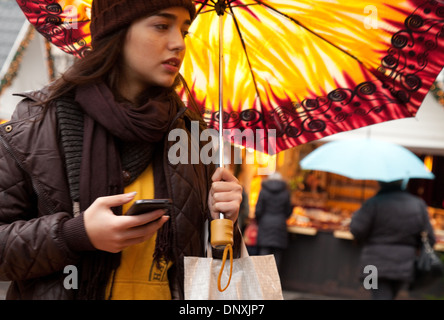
[0,89,240,299]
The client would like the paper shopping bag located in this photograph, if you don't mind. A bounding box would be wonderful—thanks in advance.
[184,240,283,300]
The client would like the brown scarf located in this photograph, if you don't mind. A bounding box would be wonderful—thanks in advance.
[75,82,176,211]
[73,82,177,299]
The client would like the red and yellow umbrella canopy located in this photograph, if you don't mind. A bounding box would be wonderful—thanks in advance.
[16,0,444,154]
[17,0,92,57]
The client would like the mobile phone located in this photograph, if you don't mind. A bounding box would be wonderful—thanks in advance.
[125,199,172,216]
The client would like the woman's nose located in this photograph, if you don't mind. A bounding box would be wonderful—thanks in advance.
[169,29,186,52]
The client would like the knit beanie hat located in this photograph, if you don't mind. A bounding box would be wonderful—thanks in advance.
[90,0,196,46]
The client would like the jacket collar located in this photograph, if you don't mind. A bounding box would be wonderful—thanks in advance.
[13,85,51,103]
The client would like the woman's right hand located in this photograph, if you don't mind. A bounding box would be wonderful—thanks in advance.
[83,192,169,253]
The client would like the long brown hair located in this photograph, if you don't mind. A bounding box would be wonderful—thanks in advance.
[44,29,125,107]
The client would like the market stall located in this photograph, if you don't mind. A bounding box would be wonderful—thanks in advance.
[238,144,444,299]
[280,167,444,299]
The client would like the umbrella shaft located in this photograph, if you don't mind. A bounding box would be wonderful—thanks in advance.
[218,13,224,168]
[219,13,225,221]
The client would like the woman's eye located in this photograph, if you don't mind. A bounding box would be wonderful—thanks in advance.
[155,24,169,30]
[182,30,189,38]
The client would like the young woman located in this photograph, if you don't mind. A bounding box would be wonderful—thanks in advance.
[0,0,242,300]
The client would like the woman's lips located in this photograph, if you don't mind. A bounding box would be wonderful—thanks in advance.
[162,58,181,73]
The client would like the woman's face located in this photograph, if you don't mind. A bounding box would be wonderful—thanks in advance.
[121,6,191,95]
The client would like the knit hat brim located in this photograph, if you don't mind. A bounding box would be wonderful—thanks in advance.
[91,0,196,46]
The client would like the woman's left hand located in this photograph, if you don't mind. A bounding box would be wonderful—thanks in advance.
[208,167,243,223]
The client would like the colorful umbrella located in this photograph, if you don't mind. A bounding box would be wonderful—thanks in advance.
[16,0,444,155]
[300,138,435,182]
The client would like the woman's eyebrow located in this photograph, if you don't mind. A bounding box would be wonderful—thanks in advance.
[154,12,192,26]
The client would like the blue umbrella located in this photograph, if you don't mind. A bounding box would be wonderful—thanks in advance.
[300,138,435,182]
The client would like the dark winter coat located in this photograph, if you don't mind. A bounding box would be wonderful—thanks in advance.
[255,178,293,249]
[0,88,240,299]
[350,187,436,282]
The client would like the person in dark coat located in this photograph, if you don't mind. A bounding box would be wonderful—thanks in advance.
[350,180,436,300]
[255,172,293,272]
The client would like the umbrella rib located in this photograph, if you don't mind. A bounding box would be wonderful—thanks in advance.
[227,3,261,99]
[227,2,272,136]
[197,0,215,15]
[252,0,364,66]
[227,0,261,9]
